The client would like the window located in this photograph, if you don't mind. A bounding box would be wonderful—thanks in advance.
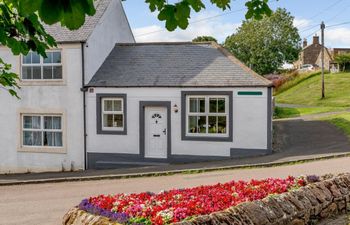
[96,94,127,135]
[187,96,229,136]
[22,115,63,147]
[102,98,124,130]
[22,51,62,80]
[181,91,233,142]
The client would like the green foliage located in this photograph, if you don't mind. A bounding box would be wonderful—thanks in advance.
[274,106,345,119]
[0,0,96,97]
[334,53,350,72]
[192,36,217,43]
[274,71,321,95]
[224,8,301,75]
[0,58,19,98]
[145,0,273,31]
[321,113,350,138]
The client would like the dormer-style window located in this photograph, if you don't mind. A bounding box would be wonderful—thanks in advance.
[21,51,62,80]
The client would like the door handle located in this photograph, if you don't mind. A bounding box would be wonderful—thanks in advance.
[163,128,167,135]
[153,134,160,137]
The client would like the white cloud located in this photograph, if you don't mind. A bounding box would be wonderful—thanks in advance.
[133,11,239,43]
[325,27,350,47]
[293,18,312,30]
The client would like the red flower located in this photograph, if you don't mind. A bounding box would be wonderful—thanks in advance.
[87,176,305,224]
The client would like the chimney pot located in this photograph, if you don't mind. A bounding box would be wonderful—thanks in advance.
[313,35,319,45]
[303,38,307,47]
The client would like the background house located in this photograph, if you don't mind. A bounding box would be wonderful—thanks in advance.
[294,35,332,70]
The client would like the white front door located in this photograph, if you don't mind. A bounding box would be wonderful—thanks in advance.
[145,106,168,158]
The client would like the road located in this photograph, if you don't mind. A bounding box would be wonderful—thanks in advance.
[1,157,350,225]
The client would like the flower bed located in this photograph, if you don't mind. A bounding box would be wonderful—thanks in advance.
[77,176,306,225]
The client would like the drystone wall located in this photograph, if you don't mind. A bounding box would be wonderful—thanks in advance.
[63,174,350,225]
[174,174,350,225]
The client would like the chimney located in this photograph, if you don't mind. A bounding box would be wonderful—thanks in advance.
[303,38,307,47]
[313,35,319,45]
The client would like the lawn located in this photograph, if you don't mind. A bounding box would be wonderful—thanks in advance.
[321,113,350,138]
[275,72,350,108]
[274,106,345,119]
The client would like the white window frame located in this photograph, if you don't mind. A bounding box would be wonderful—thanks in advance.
[101,98,124,131]
[21,50,62,80]
[186,95,229,137]
[21,114,63,148]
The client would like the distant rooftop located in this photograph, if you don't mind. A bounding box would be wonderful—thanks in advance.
[87,42,272,88]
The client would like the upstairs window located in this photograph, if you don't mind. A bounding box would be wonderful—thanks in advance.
[21,51,62,80]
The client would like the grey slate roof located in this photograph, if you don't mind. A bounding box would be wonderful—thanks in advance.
[87,42,272,87]
[44,0,111,43]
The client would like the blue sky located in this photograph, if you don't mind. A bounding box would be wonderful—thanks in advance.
[123,0,350,47]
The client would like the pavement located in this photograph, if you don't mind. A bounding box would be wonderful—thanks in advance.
[1,157,350,225]
[0,119,350,185]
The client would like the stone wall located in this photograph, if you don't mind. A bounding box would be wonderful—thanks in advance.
[62,208,122,225]
[63,174,350,225]
[174,174,350,225]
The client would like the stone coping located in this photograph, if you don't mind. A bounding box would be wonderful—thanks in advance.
[63,174,350,225]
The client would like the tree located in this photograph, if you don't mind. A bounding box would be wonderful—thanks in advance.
[334,53,350,72]
[224,8,301,75]
[192,36,217,43]
[0,0,95,97]
[1,0,274,97]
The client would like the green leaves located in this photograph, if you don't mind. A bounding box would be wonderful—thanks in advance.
[18,0,42,16]
[245,0,273,20]
[38,0,96,30]
[210,0,231,10]
[0,0,97,97]
[192,36,217,43]
[0,58,20,98]
[146,0,273,31]
[157,2,192,31]
[224,8,301,75]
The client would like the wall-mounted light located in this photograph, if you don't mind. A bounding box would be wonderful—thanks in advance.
[173,104,179,113]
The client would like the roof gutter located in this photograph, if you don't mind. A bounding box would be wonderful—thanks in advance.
[80,42,88,170]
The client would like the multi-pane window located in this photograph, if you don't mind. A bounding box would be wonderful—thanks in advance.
[187,96,229,136]
[102,98,124,130]
[22,51,62,80]
[22,115,63,147]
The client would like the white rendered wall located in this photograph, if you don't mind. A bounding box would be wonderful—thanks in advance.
[86,87,269,157]
[0,44,84,174]
[84,0,135,84]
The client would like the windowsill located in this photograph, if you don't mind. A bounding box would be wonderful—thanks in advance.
[18,146,66,154]
[182,135,233,142]
[19,79,66,86]
[97,129,127,135]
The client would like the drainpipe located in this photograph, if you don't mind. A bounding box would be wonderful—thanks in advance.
[80,42,88,170]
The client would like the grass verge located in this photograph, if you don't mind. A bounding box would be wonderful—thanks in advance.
[274,71,321,95]
[321,113,350,138]
[275,72,350,107]
[274,106,346,119]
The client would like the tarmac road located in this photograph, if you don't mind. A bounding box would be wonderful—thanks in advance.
[0,157,350,225]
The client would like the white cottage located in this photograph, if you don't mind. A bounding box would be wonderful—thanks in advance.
[85,42,273,169]
[0,0,135,173]
[0,0,273,173]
